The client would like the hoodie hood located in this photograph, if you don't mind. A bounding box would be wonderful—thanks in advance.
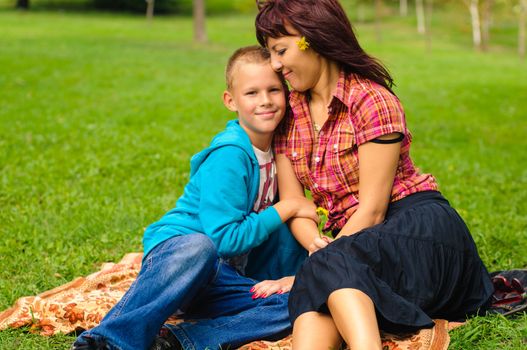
[190,120,258,177]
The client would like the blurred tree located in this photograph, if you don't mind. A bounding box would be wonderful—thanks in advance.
[16,0,29,9]
[481,0,493,51]
[354,0,366,23]
[425,0,434,51]
[414,0,434,49]
[92,0,187,14]
[416,0,426,34]
[400,0,408,16]
[375,0,383,41]
[146,0,156,21]
[146,0,155,20]
[465,0,483,50]
[194,0,207,43]
[520,0,526,57]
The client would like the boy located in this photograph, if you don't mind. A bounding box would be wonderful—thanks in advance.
[71,46,317,350]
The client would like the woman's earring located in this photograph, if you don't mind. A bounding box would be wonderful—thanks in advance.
[296,36,310,51]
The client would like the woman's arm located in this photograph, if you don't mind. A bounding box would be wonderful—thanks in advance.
[199,147,317,258]
[276,153,320,251]
[338,133,402,237]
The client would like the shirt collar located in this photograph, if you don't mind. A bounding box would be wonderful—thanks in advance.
[288,69,353,111]
[333,70,353,109]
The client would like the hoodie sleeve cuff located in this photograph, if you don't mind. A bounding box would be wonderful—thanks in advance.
[259,206,284,234]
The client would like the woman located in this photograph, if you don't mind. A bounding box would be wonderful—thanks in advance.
[255,1,494,349]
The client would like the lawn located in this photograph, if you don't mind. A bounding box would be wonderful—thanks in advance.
[0,4,526,350]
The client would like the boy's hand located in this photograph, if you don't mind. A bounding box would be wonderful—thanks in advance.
[293,196,319,222]
[274,197,319,223]
[308,235,333,255]
[250,276,295,299]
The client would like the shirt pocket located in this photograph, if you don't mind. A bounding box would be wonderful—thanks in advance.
[328,126,359,189]
[286,148,310,186]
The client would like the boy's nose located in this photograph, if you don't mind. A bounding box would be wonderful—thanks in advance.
[260,92,272,105]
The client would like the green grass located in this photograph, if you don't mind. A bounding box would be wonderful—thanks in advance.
[0,5,526,350]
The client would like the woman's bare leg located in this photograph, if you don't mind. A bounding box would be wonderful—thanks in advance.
[292,311,342,350]
[327,288,382,350]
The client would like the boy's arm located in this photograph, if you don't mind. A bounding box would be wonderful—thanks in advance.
[198,146,287,258]
[275,153,320,252]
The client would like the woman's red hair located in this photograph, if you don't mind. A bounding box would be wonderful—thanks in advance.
[255,0,394,93]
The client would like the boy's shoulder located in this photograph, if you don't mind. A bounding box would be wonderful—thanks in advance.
[210,120,248,146]
[190,120,257,176]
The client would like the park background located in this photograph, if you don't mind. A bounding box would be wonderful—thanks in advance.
[0,0,526,348]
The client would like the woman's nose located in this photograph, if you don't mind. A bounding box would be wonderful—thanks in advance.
[270,57,282,72]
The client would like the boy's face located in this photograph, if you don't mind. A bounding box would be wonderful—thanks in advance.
[223,61,286,146]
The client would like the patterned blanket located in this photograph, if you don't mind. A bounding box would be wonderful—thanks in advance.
[0,253,458,350]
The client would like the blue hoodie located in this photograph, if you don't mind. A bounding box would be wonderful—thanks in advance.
[143,120,306,280]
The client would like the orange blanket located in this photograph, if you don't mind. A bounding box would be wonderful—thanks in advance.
[0,253,455,350]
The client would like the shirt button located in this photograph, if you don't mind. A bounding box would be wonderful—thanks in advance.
[328,107,333,113]
[292,151,298,157]
[315,156,320,163]
[333,144,338,150]
[313,183,319,188]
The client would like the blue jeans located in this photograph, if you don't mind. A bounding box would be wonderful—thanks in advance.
[74,234,291,350]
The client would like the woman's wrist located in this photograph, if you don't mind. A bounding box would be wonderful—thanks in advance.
[273,199,296,222]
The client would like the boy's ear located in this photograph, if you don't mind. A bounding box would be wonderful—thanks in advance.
[222,90,237,112]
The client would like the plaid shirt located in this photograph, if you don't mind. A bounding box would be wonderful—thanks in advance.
[275,71,438,231]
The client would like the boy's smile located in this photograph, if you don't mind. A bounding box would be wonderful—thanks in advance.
[223,62,286,150]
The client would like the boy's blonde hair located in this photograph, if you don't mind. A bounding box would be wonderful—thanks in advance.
[225,46,272,90]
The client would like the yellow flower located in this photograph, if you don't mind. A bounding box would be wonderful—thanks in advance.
[297,36,310,51]
[316,207,333,238]
[316,207,329,217]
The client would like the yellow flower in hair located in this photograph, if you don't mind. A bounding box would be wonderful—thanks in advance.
[297,36,310,51]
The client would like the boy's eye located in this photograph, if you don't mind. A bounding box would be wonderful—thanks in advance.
[245,91,257,96]
[270,87,282,93]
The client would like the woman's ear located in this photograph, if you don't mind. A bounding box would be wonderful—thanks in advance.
[222,90,237,112]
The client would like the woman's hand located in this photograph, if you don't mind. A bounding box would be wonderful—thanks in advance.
[308,235,334,255]
[251,276,295,299]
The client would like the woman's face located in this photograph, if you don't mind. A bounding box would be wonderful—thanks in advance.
[266,27,324,92]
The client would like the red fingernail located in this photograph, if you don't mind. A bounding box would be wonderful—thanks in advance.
[252,294,257,299]
[250,287,255,292]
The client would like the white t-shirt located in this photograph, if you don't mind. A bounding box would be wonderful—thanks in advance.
[252,145,277,213]
[228,146,277,273]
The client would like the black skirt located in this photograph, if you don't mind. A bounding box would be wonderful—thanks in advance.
[288,191,493,333]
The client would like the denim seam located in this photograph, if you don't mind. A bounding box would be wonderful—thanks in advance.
[170,326,196,350]
[213,294,284,330]
[109,277,138,319]
[78,333,123,350]
[108,250,154,319]
[211,258,224,282]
